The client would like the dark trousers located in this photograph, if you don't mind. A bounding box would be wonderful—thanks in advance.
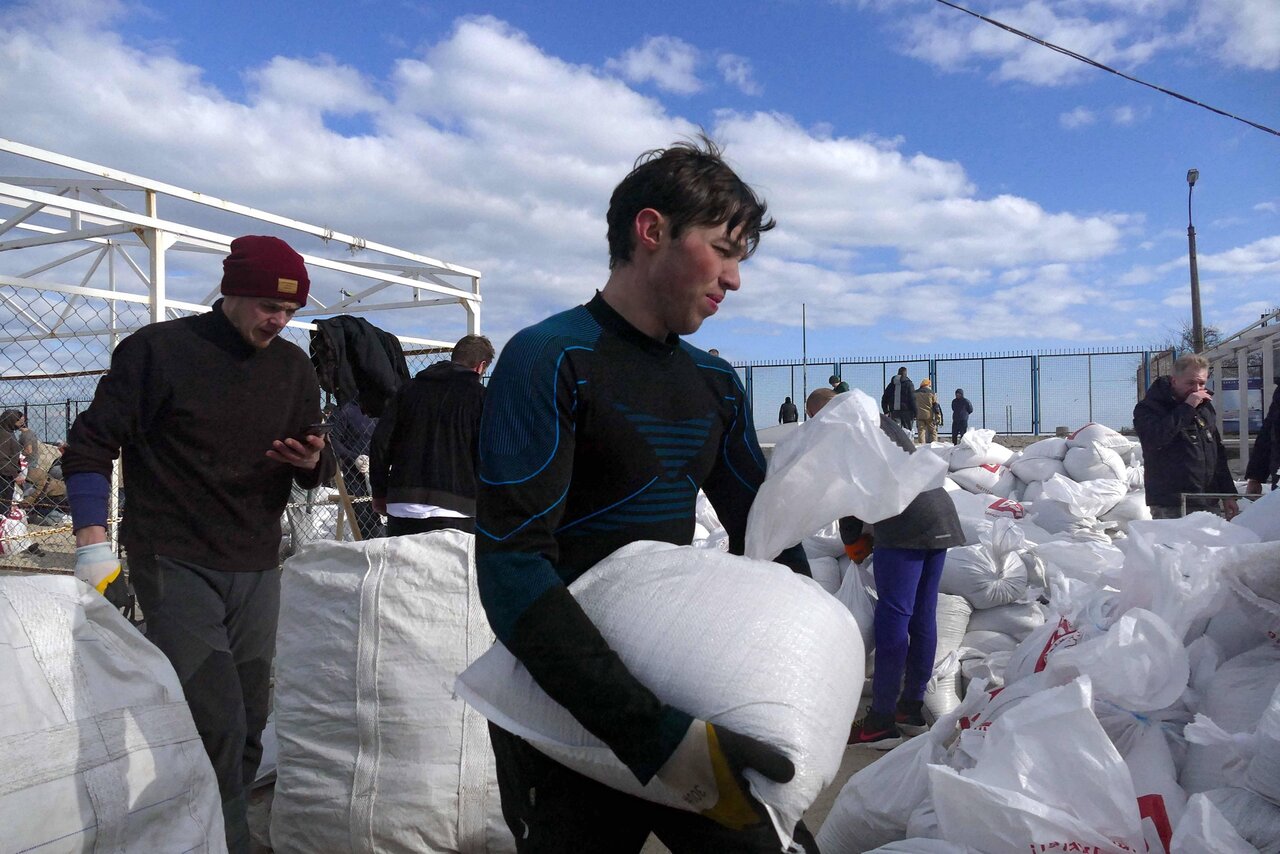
[870,548,948,716]
[952,422,967,444]
[130,554,279,854]
[386,514,474,536]
[490,724,819,853]
[893,410,913,431]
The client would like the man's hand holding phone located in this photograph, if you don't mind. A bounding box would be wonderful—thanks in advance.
[267,423,329,469]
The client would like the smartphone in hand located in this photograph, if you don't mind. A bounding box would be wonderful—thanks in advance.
[295,423,333,442]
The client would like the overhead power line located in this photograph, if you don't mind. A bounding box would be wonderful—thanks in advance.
[932,0,1280,139]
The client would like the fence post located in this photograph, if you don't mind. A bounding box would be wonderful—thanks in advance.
[1031,355,1040,436]
[980,360,987,429]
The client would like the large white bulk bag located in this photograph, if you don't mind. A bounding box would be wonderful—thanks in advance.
[455,541,863,849]
[937,544,1028,609]
[0,575,225,853]
[1180,644,1280,795]
[271,531,512,854]
[1063,444,1127,482]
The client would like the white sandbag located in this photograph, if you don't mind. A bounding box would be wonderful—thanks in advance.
[809,555,842,594]
[1021,479,1044,504]
[1064,444,1127,482]
[1233,486,1280,542]
[0,575,225,854]
[1068,422,1134,456]
[948,429,1015,471]
[1203,787,1280,853]
[1009,455,1066,483]
[945,487,1029,546]
[1021,436,1069,460]
[746,391,947,562]
[816,721,952,854]
[272,531,512,854]
[1215,541,1280,645]
[456,541,863,849]
[1170,793,1256,854]
[925,594,974,719]
[1042,473,1127,518]
[1034,539,1124,588]
[1100,490,1152,527]
[1185,681,1280,806]
[865,841,976,853]
[1205,591,1278,660]
[1104,713,1187,853]
[966,601,1045,641]
[930,677,1145,854]
[949,464,1015,497]
[937,544,1028,609]
[1126,513,1261,548]
[1127,463,1145,490]
[961,629,1020,657]
[1180,643,1280,795]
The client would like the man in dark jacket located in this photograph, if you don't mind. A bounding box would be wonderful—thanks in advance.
[370,334,493,535]
[328,399,383,540]
[1133,354,1238,519]
[1246,378,1280,495]
[62,236,336,853]
[778,396,798,424]
[882,366,915,431]
[951,388,973,444]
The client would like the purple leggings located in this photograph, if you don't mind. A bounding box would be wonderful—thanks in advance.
[870,547,948,716]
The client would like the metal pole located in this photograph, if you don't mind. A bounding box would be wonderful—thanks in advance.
[801,303,808,416]
[1188,169,1204,353]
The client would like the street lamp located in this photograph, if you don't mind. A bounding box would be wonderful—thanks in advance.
[1187,168,1204,354]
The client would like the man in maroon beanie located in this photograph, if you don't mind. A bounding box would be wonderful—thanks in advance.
[62,235,336,853]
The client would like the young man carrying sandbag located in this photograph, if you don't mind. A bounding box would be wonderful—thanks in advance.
[474,136,814,852]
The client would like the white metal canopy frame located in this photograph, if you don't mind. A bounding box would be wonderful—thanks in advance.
[0,136,483,371]
[1201,308,1280,476]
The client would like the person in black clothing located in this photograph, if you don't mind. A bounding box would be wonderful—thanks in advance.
[0,409,25,506]
[882,366,915,431]
[62,236,336,854]
[951,388,973,444]
[475,137,814,853]
[1246,378,1280,496]
[370,334,493,536]
[328,399,384,540]
[1133,353,1238,520]
[778,396,799,423]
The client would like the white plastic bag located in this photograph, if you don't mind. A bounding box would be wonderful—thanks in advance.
[930,677,1145,854]
[1233,486,1280,542]
[456,541,863,849]
[746,391,947,562]
[1041,472,1127,518]
[836,555,877,655]
[949,429,1014,471]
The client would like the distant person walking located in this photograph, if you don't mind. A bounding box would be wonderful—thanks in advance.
[778,396,798,424]
[951,388,973,444]
[882,366,915,431]
[914,379,942,444]
[830,374,850,394]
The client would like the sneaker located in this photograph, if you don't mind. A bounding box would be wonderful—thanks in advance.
[895,699,928,737]
[847,712,902,750]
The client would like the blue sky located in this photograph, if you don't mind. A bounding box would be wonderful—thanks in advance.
[1,0,1277,363]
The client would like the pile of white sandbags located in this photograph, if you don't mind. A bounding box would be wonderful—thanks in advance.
[946,424,1149,546]
[0,575,226,853]
[815,504,1280,854]
[271,531,513,854]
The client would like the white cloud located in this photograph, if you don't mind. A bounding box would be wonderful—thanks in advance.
[717,53,762,95]
[1194,0,1280,70]
[1060,106,1096,128]
[1111,105,1137,125]
[606,35,703,95]
[1256,202,1278,214]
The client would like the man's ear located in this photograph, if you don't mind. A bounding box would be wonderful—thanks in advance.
[633,208,666,254]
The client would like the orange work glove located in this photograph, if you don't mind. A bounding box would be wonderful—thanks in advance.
[844,533,874,563]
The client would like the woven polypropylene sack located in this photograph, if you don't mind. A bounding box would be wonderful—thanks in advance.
[271,531,512,854]
[0,575,225,853]
[455,541,863,849]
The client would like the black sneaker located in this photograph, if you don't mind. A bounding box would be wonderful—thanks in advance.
[847,711,902,750]
[895,699,928,737]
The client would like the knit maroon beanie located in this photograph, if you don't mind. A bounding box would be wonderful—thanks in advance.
[220,235,310,306]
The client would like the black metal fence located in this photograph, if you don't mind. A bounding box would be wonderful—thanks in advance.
[737,348,1166,436]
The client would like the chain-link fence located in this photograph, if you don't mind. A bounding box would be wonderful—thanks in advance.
[739,348,1165,437]
[1,286,452,572]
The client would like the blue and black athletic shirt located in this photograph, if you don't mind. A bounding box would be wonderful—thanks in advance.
[476,293,808,784]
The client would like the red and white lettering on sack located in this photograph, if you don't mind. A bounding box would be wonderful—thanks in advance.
[987,498,1026,520]
[1035,617,1082,673]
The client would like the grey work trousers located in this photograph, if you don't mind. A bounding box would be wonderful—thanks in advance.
[130,554,279,854]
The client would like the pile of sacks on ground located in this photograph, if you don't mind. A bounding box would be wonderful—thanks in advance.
[808,485,1280,852]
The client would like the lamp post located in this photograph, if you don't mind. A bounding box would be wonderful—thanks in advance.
[1187,168,1204,354]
